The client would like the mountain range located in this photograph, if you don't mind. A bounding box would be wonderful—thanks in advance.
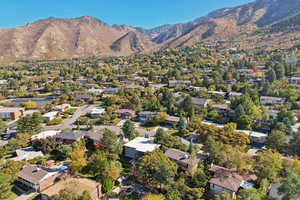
[1,0,300,63]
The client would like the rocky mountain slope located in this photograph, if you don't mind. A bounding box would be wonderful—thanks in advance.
[0,16,155,62]
[0,0,300,63]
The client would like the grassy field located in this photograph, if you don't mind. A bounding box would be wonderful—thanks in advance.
[7,191,18,200]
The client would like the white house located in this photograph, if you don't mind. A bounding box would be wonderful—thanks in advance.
[10,147,44,161]
[289,77,300,85]
[124,137,160,159]
[31,130,61,140]
[0,80,8,85]
[89,107,106,118]
[42,111,59,121]
[237,130,268,144]
[88,88,104,95]
[228,92,243,100]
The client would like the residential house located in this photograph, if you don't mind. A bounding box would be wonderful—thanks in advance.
[164,148,200,169]
[124,137,160,159]
[85,131,104,148]
[42,111,59,121]
[168,80,191,88]
[0,79,8,85]
[0,107,25,120]
[289,77,300,85]
[42,178,102,200]
[114,109,136,120]
[96,125,123,135]
[166,116,180,126]
[186,86,205,92]
[84,84,98,89]
[210,104,230,114]
[149,83,167,89]
[138,111,157,122]
[238,130,268,144]
[17,165,62,192]
[88,88,103,95]
[209,165,257,197]
[76,94,93,102]
[267,110,280,120]
[191,97,211,108]
[55,132,85,144]
[208,91,226,96]
[52,104,71,112]
[103,88,119,94]
[10,147,44,161]
[77,77,88,84]
[238,68,253,74]
[31,130,61,140]
[228,92,243,100]
[177,97,211,108]
[125,85,144,90]
[89,107,106,118]
[224,79,237,84]
[85,126,123,148]
[260,96,285,106]
[135,127,157,139]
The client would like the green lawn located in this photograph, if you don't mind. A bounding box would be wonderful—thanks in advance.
[27,194,39,200]
[64,108,78,115]
[36,93,53,97]
[7,191,18,200]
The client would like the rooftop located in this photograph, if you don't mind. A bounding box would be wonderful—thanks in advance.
[19,165,57,184]
[0,107,24,112]
[124,137,160,153]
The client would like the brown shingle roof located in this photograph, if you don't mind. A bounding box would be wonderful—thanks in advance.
[208,165,257,192]
[19,165,49,184]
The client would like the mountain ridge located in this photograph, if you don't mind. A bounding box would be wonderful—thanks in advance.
[1,0,300,63]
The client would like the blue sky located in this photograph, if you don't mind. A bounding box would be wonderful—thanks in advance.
[1,0,254,29]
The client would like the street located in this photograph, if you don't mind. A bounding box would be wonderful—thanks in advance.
[44,104,99,131]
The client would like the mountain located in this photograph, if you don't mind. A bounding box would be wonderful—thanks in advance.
[145,0,300,49]
[0,0,300,63]
[0,16,155,62]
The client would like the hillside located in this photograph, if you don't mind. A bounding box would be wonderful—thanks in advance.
[1,0,300,63]
[0,16,154,63]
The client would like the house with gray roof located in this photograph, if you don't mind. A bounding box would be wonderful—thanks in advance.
[164,148,200,169]
[55,131,85,144]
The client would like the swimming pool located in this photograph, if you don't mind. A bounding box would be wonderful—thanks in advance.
[57,165,69,171]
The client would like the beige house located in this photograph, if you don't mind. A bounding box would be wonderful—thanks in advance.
[0,107,24,120]
[52,104,71,112]
[17,165,62,192]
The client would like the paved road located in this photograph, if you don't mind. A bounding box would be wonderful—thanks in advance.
[44,105,99,131]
